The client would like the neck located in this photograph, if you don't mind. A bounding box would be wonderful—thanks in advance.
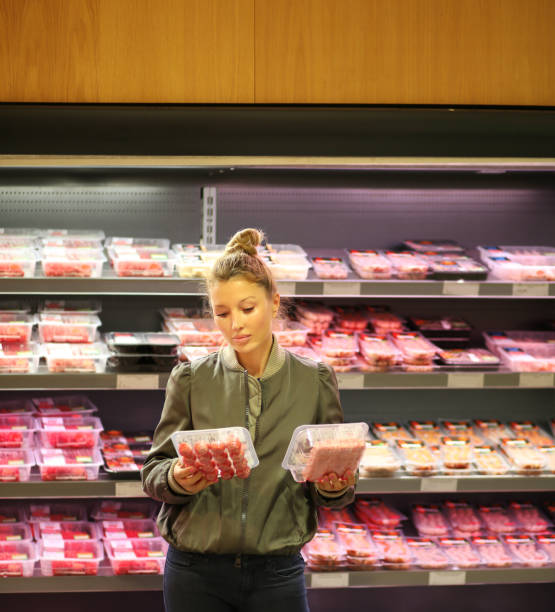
[236,334,273,378]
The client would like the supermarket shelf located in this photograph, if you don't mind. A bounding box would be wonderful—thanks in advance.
[1,567,554,593]
[357,474,555,494]
[0,370,552,390]
[0,275,553,298]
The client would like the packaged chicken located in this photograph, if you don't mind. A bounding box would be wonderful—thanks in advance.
[366,308,405,335]
[443,501,483,536]
[408,421,443,446]
[282,422,368,482]
[538,445,555,473]
[509,502,552,534]
[372,422,414,444]
[440,421,484,445]
[478,505,517,535]
[333,523,380,569]
[501,439,546,474]
[473,420,513,445]
[353,499,406,530]
[359,440,402,477]
[437,537,483,568]
[473,445,513,475]
[312,257,350,279]
[441,437,474,473]
[370,530,412,569]
[406,538,450,569]
[412,505,450,537]
[502,534,550,567]
[389,332,438,366]
[508,422,553,447]
[347,250,392,279]
[397,440,441,476]
[471,536,513,568]
[303,529,345,570]
[358,334,400,369]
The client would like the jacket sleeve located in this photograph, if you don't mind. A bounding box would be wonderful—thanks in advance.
[141,362,196,504]
[309,362,356,509]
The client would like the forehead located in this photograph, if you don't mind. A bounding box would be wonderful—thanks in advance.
[209,277,268,307]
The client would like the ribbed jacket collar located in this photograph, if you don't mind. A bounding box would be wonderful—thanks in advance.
[220,335,286,380]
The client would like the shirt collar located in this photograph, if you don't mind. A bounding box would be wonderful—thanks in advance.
[221,335,286,380]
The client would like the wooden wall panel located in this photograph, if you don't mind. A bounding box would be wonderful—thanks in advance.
[0,0,254,103]
[254,0,555,105]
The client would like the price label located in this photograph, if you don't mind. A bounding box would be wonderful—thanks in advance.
[447,373,485,388]
[519,372,555,388]
[443,282,479,296]
[115,481,146,498]
[420,478,457,492]
[512,283,549,297]
[335,372,364,389]
[428,571,466,586]
[323,282,360,296]
[275,282,295,296]
[311,572,349,588]
[117,374,159,390]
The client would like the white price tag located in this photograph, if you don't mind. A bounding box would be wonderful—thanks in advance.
[335,372,365,389]
[447,373,485,388]
[276,281,296,295]
[43,550,65,560]
[103,521,125,530]
[115,481,146,498]
[512,283,549,297]
[113,551,137,560]
[443,281,479,296]
[420,478,457,492]
[428,571,466,586]
[311,572,349,588]
[117,374,159,389]
[519,372,555,388]
[323,282,360,296]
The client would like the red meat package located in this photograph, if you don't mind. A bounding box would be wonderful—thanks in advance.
[317,507,354,529]
[535,533,555,563]
[412,505,450,537]
[37,520,98,543]
[478,505,517,535]
[502,534,550,567]
[406,538,450,569]
[437,537,482,568]
[100,519,159,540]
[443,501,482,536]
[0,542,37,578]
[332,307,369,333]
[303,529,345,570]
[105,538,168,575]
[333,523,380,568]
[471,536,513,568]
[508,502,552,533]
[39,539,104,576]
[370,530,411,569]
[353,499,406,530]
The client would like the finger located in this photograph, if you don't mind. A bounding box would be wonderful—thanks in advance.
[178,471,202,487]
[179,465,197,477]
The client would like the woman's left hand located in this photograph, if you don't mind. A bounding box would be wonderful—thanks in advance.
[316,469,356,493]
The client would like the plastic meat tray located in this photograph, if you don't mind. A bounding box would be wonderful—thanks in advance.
[41,249,106,278]
[0,449,35,481]
[0,541,38,577]
[32,395,98,416]
[0,415,36,448]
[311,257,350,279]
[35,448,103,481]
[42,343,109,373]
[38,313,101,343]
[38,539,104,576]
[104,538,168,575]
[0,249,38,278]
[37,415,103,449]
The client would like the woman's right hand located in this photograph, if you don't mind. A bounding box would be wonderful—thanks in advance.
[173,462,216,494]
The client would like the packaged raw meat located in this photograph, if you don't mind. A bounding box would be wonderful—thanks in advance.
[406,537,450,569]
[353,499,406,530]
[535,533,555,563]
[473,445,512,475]
[39,539,104,576]
[0,449,35,482]
[37,416,103,449]
[303,529,345,570]
[484,330,555,352]
[408,421,443,446]
[272,320,309,347]
[333,523,380,568]
[438,349,500,369]
[412,505,450,537]
[294,302,334,335]
[366,308,405,335]
[91,500,158,521]
[38,313,101,343]
[332,307,369,333]
[501,439,546,474]
[498,346,555,373]
[36,520,99,542]
[0,505,25,524]
[311,257,350,279]
[509,502,552,534]
[409,316,473,339]
[0,541,38,577]
[473,420,513,445]
[35,448,103,481]
[321,330,358,358]
[437,537,483,568]
[0,399,35,416]
[347,250,392,280]
[172,427,258,482]
[41,237,102,249]
[99,519,159,540]
[105,237,170,250]
[396,440,440,476]
[478,245,555,281]
[175,254,211,279]
[39,299,102,315]
[358,334,400,368]
[385,251,429,280]
[27,503,88,524]
[425,254,488,281]
[441,437,474,473]
[32,395,98,416]
[0,313,35,344]
[502,534,550,567]
[105,537,168,575]
[440,421,484,445]
[508,422,553,447]
[178,345,219,362]
[0,248,38,277]
[261,243,308,260]
[43,229,105,241]
[471,536,513,568]
[0,227,41,242]
[42,343,109,373]
[317,507,354,529]
[443,501,482,535]
[165,318,224,346]
[478,505,517,534]
[0,522,32,543]
[370,530,411,569]
[286,345,320,362]
[372,422,413,444]
[42,248,106,278]
[265,256,311,281]
[403,239,465,254]
[102,451,140,473]
[0,300,31,315]
[282,422,368,482]
[0,415,37,448]
[109,248,175,277]
[171,243,202,255]
[538,445,555,473]
[359,440,402,477]
[0,342,40,373]
[390,332,439,366]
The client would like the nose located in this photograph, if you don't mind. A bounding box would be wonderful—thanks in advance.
[230,312,244,332]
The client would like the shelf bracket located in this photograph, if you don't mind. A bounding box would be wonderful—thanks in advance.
[201,186,217,246]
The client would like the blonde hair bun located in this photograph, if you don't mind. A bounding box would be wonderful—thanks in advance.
[224,228,264,256]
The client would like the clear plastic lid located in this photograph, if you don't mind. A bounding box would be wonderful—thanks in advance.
[507,421,553,446]
[358,334,400,367]
[311,257,350,279]
[27,503,88,523]
[358,440,402,477]
[372,422,413,444]
[384,251,430,279]
[0,228,42,238]
[281,422,368,482]
[0,449,35,481]
[32,395,98,416]
[38,538,104,565]
[347,250,392,279]
[265,258,310,280]
[0,342,40,374]
[294,302,334,323]
[0,522,33,543]
[471,536,513,568]
[501,438,546,473]
[477,505,518,534]
[333,306,369,333]
[440,437,474,472]
[367,308,405,334]
[332,522,380,564]
[412,504,450,537]
[508,502,553,534]
[37,416,103,450]
[0,541,37,577]
[473,445,513,475]
[406,537,450,569]
[321,330,358,358]
[35,448,103,481]
[535,533,555,564]
[436,537,482,568]
[41,250,106,278]
[261,243,308,258]
[43,229,105,240]
[99,519,159,540]
[389,332,438,364]
[473,419,513,444]
[403,239,465,253]
[39,299,102,314]
[443,501,483,534]
[0,313,35,344]
[408,421,443,446]
[38,313,101,344]
[104,537,168,574]
[41,238,103,249]
[105,237,170,250]
[36,520,99,542]
[165,319,224,346]
[369,530,412,567]
[108,248,175,277]
[501,534,550,567]
[396,439,441,476]
[353,499,406,530]
[271,320,309,347]
[171,426,258,481]
[105,332,180,355]
[439,421,484,445]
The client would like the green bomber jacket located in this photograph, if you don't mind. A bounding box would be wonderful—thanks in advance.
[141,337,356,556]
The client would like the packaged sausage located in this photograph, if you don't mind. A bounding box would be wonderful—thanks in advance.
[333,523,380,568]
[507,422,554,447]
[412,505,450,537]
[478,505,517,535]
[471,536,513,568]
[535,533,555,563]
[172,427,258,482]
[441,437,474,473]
[437,537,483,568]
[353,499,406,530]
[538,445,555,473]
[359,440,402,477]
[443,501,483,536]
[501,438,546,474]
[282,423,368,482]
[406,537,450,569]
[473,419,513,445]
[311,257,350,280]
[370,530,411,569]
[397,440,441,476]
[408,421,443,446]
[473,445,513,475]
[372,422,413,444]
[303,529,345,570]
[358,334,400,369]
[508,502,553,534]
[501,534,550,567]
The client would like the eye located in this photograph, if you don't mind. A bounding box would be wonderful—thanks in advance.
[243,307,254,313]
[215,312,228,318]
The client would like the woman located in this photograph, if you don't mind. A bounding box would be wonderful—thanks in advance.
[142,228,356,612]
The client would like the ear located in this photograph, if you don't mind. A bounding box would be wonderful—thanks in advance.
[272,293,280,317]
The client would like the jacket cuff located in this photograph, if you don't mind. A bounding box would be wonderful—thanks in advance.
[314,483,349,498]
[167,458,194,496]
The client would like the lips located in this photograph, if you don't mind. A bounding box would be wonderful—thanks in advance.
[233,335,251,342]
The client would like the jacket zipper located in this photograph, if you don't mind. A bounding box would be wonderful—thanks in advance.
[236,368,251,568]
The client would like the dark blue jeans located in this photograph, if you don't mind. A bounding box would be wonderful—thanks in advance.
[164,545,310,612]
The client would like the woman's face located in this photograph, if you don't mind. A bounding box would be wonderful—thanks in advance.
[210,276,279,355]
